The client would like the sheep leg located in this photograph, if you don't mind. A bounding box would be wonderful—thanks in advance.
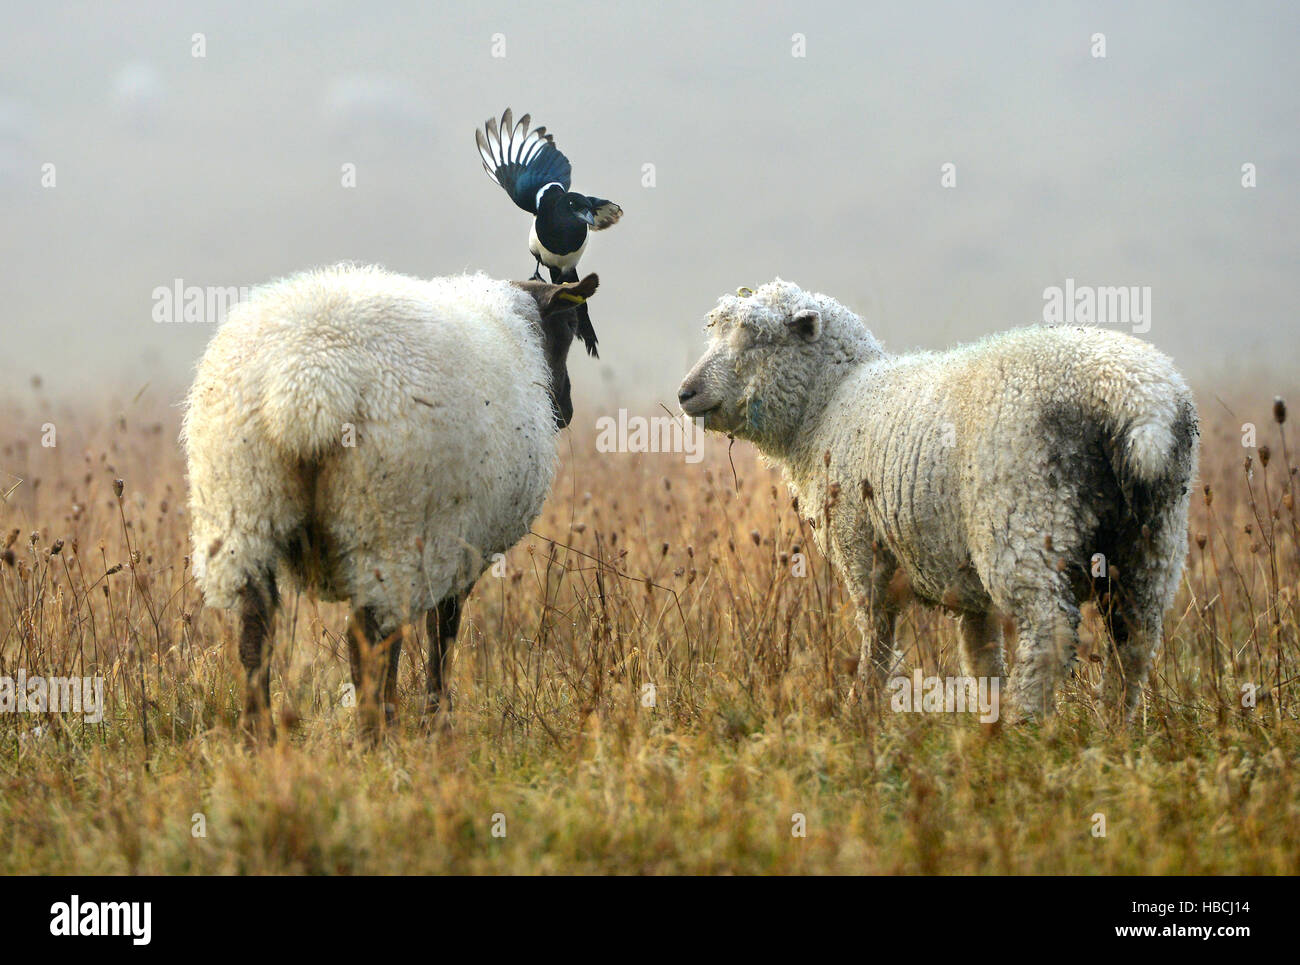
[957,610,1006,680]
[1102,592,1162,723]
[424,593,463,719]
[1005,596,1080,722]
[383,633,403,725]
[852,598,900,691]
[847,555,901,700]
[238,582,276,743]
[349,607,401,740]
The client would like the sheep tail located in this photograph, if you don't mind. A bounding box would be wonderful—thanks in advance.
[1108,383,1198,488]
[261,348,363,458]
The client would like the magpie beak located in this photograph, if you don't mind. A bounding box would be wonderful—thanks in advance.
[576,209,596,226]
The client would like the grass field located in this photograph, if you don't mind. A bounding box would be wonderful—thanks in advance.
[1,385,1297,874]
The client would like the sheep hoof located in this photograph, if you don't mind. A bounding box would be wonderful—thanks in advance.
[240,712,276,747]
[847,679,869,705]
[421,696,453,734]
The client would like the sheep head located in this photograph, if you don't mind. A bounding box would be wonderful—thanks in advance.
[677,280,882,450]
[513,273,599,429]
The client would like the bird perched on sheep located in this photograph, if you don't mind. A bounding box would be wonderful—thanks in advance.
[182,264,598,738]
[678,280,1198,723]
[476,108,621,357]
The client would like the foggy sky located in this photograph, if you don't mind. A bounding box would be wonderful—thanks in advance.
[2,0,1297,407]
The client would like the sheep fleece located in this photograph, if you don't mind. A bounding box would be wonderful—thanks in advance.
[182,265,556,632]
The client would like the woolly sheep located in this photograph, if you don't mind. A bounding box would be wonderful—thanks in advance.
[677,280,1198,722]
[182,264,598,737]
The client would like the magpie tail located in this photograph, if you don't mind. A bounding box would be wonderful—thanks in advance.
[586,197,623,230]
[556,267,599,357]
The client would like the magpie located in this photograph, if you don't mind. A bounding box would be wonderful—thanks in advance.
[476,108,621,356]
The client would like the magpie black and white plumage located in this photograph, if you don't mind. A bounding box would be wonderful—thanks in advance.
[476,108,621,357]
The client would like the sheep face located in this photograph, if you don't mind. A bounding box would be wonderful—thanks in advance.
[677,282,827,443]
[513,273,599,429]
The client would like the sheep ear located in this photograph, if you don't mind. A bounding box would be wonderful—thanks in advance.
[561,273,599,302]
[514,274,599,318]
[786,309,821,342]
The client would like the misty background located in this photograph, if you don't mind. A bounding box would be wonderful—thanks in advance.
[2,0,1297,409]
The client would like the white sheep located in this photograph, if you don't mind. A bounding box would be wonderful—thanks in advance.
[182,264,598,737]
[678,280,1198,722]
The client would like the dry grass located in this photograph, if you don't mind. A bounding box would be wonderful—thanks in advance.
[1,383,1298,874]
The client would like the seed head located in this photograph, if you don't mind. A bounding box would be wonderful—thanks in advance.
[1274,396,1287,424]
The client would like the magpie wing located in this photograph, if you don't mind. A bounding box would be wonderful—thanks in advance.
[475,109,572,214]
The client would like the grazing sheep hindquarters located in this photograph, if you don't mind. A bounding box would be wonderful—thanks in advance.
[678,280,1198,723]
[183,266,597,740]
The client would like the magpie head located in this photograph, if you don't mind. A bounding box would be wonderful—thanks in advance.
[563,192,597,226]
